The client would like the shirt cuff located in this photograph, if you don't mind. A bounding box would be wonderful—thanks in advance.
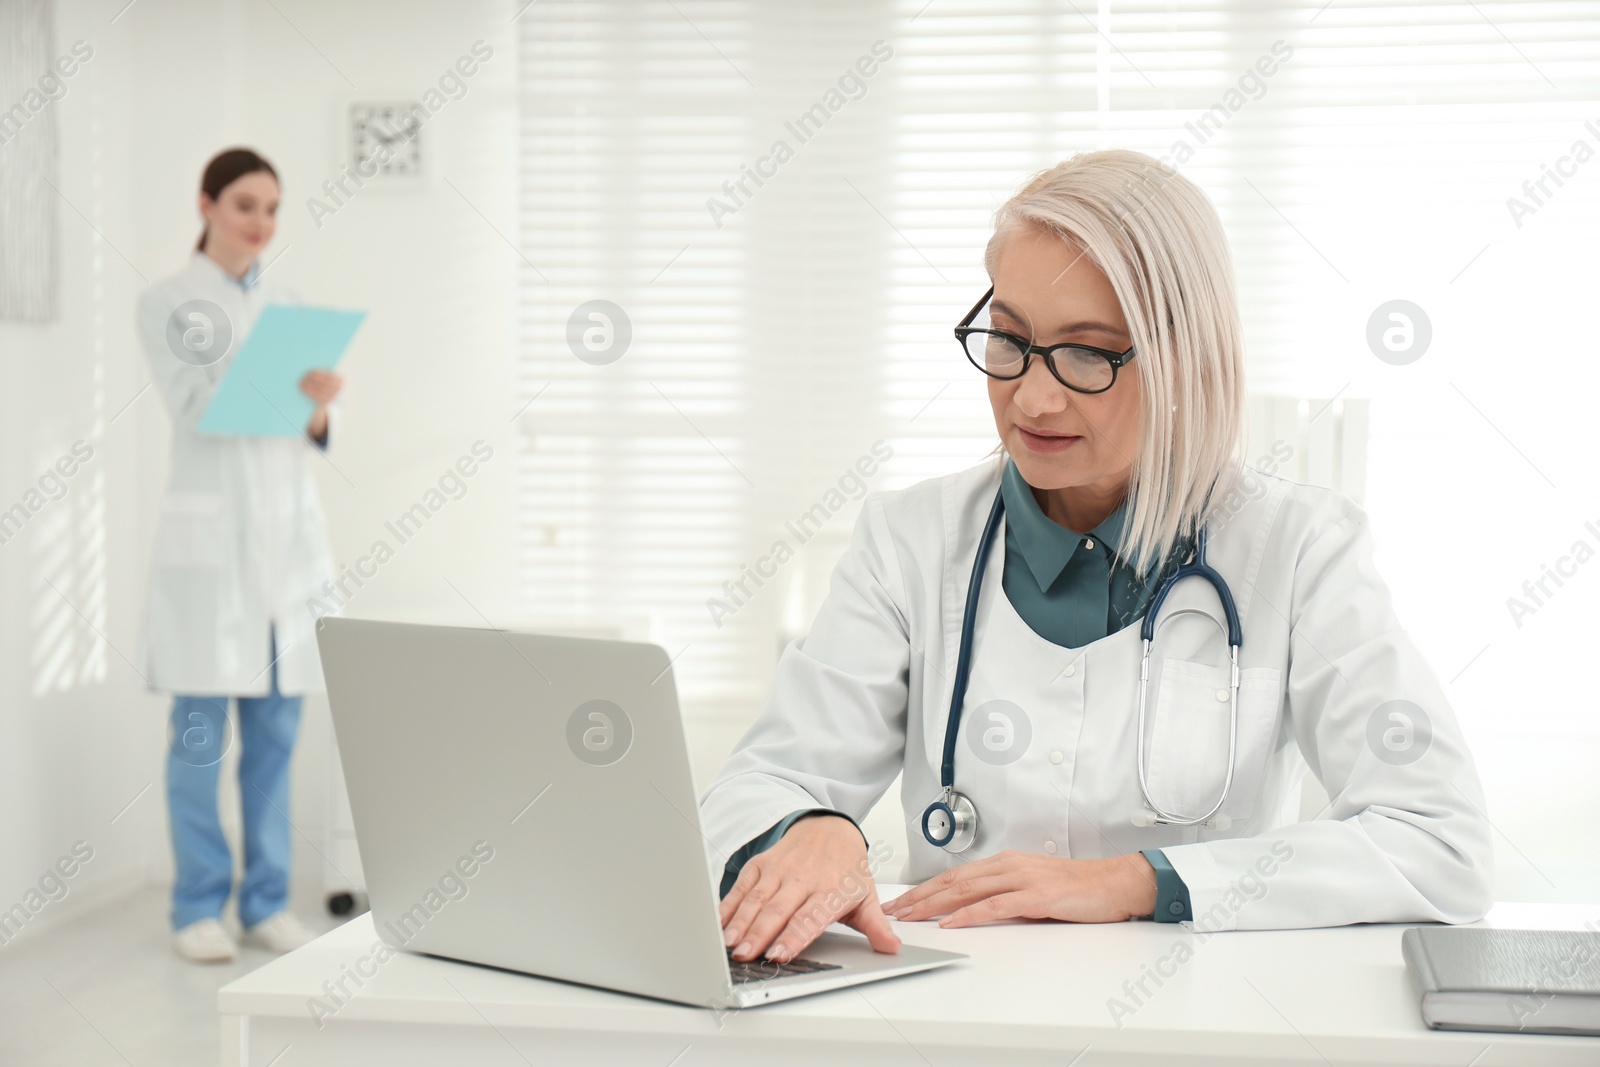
[311,400,339,451]
[1141,848,1193,923]
[718,808,866,899]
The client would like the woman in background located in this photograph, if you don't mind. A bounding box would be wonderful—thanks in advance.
[135,148,343,963]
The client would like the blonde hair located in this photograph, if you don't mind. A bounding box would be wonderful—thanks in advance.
[984,149,1246,575]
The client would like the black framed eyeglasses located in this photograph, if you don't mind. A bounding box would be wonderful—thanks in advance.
[954,285,1136,395]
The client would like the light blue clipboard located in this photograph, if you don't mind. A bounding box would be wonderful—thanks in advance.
[198,304,366,436]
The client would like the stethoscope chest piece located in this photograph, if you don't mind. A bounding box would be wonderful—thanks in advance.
[921,788,977,852]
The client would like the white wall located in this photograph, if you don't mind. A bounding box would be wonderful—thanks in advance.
[0,0,517,943]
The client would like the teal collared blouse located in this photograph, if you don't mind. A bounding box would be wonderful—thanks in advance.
[998,457,1176,648]
[718,459,1195,924]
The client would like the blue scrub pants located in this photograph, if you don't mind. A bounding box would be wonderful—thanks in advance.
[165,639,302,931]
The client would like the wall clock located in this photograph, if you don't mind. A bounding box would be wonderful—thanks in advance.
[348,101,424,181]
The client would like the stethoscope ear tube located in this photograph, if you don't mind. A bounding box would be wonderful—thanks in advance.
[1135,611,1243,828]
[1133,524,1245,827]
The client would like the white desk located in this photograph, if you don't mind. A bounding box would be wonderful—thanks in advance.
[218,892,1600,1066]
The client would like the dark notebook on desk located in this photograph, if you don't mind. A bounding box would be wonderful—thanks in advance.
[1402,927,1600,1037]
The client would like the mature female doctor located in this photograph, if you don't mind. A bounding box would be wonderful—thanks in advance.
[702,149,1493,966]
[136,148,341,963]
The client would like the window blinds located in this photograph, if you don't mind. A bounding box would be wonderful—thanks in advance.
[516,0,1600,712]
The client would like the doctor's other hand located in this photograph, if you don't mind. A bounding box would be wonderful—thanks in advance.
[881,850,1159,928]
[718,813,901,964]
[299,369,343,407]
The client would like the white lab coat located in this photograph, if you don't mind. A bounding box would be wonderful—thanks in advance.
[134,252,337,696]
[698,455,1494,930]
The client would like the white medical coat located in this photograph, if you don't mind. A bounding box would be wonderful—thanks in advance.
[134,252,337,696]
[698,456,1494,930]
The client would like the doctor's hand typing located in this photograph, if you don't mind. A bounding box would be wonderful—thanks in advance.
[718,813,902,964]
[881,851,1158,928]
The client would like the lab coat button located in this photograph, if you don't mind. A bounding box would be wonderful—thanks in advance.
[1063,664,1076,677]
[1049,750,1063,764]
[1216,689,1229,701]
[1044,840,1057,854]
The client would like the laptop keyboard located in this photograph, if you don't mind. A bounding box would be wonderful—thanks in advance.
[726,946,843,984]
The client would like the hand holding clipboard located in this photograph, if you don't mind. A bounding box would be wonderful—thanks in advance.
[199,304,365,436]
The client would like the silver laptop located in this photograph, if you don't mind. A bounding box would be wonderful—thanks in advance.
[316,617,965,1010]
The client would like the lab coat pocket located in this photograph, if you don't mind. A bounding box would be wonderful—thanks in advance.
[1145,660,1283,824]
[153,493,225,569]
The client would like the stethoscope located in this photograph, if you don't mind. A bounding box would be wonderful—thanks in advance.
[920,486,1243,853]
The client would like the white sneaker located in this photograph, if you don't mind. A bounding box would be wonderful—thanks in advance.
[241,911,319,953]
[173,918,236,964]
